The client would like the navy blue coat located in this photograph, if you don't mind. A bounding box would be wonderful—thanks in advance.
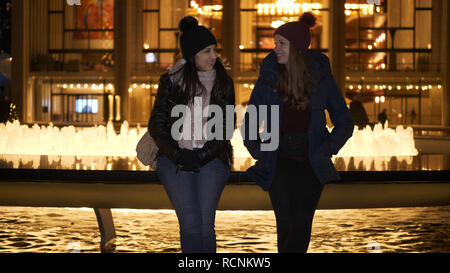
[241,51,354,191]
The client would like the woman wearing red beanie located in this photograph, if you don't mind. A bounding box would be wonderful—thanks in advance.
[241,13,354,253]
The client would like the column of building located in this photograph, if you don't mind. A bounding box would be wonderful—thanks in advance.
[328,0,346,96]
[29,0,49,123]
[114,0,138,123]
[443,0,450,127]
[221,0,240,79]
[431,0,444,126]
[10,0,30,122]
[431,0,450,127]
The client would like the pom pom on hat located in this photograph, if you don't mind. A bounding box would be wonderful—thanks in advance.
[299,12,317,28]
[178,16,217,60]
[178,16,198,33]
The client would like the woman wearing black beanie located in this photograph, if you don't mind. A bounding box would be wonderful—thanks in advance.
[148,16,235,253]
[241,13,354,253]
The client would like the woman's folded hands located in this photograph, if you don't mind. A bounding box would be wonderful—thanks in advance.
[176,148,202,172]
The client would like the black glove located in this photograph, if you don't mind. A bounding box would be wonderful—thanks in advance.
[177,149,201,173]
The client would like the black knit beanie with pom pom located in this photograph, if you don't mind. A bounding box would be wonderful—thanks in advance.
[178,16,217,60]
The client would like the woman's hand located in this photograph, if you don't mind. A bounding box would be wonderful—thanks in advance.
[177,149,201,172]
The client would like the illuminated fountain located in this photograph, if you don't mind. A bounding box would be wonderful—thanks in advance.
[0,113,419,172]
[334,122,419,171]
[0,120,140,157]
[0,120,143,170]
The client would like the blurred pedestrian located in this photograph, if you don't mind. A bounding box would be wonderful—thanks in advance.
[349,93,369,129]
[378,109,388,127]
[0,93,13,123]
[411,108,416,124]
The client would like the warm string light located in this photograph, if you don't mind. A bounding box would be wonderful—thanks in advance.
[376,63,386,70]
[368,32,386,50]
[344,3,376,16]
[374,96,385,104]
[189,0,222,17]
[347,83,441,103]
[271,20,286,29]
[127,83,159,93]
[367,63,386,70]
[55,83,161,93]
[257,0,322,16]
[347,84,442,91]
[256,0,322,28]
[56,82,441,96]
[57,83,111,90]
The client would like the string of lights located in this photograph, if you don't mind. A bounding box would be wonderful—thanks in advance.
[52,82,442,93]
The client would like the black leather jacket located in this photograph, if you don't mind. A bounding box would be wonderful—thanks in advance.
[148,71,235,168]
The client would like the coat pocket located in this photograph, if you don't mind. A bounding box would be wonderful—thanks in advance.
[310,149,337,181]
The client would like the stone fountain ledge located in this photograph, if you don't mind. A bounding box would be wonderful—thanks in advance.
[0,167,449,185]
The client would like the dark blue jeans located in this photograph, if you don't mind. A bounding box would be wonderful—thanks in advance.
[156,154,230,253]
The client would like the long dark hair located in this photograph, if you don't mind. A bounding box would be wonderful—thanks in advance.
[277,43,317,110]
[175,56,231,104]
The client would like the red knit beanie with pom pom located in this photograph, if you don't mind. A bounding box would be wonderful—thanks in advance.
[273,12,317,54]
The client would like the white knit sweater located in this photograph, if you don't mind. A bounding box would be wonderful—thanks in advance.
[168,59,216,150]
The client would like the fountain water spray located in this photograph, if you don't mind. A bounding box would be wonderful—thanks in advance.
[0,117,418,171]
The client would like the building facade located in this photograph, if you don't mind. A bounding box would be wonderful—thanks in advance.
[8,0,450,128]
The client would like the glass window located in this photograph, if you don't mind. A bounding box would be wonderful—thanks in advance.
[31,81,115,123]
[346,82,443,126]
[143,0,222,71]
[43,0,114,72]
[345,0,432,72]
[128,84,153,123]
[240,0,329,72]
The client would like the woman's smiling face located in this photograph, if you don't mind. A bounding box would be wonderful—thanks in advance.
[274,34,290,64]
[195,44,217,71]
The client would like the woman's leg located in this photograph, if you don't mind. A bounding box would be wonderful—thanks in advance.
[288,162,323,253]
[269,157,296,252]
[156,155,203,253]
[269,157,323,253]
[194,158,230,253]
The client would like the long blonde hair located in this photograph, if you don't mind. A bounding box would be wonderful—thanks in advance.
[277,43,317,110]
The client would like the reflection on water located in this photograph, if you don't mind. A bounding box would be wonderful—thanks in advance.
[333,154,450,171]
[1,153,449,172]
[0,206,448,253]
